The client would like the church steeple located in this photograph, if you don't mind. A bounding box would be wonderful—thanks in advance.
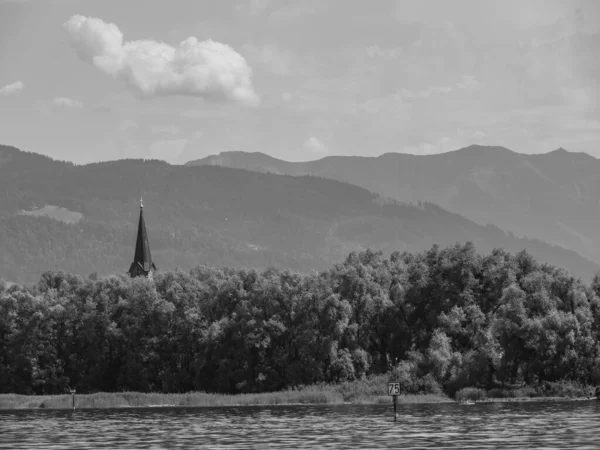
[127,197,157,278]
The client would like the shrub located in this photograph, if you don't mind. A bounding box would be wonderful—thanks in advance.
[486,386,537,398]
[455,387,486,402]
[535,380,591,398]
[388,362,443,395]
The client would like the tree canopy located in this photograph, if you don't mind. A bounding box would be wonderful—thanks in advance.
[1,243,599,395]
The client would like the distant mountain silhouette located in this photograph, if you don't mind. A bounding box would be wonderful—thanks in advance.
[187,145,600,266]
[1,144,598,284]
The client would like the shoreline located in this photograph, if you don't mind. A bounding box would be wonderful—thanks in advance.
[0,391,596,410]
[0,391,450,410]
[474,396,598,403]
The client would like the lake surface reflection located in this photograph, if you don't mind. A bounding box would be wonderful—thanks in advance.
[1,401,599,449]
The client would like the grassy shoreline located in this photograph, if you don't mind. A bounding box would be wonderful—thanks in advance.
[474,396,597,403]
[0,391,451,410]
[2,376,597,410]
[0,375,452,409]
[1,382,597,410]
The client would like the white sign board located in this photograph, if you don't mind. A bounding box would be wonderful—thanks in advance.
[388,382,400,396]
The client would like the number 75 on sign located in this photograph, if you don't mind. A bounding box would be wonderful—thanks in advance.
[388,382,400,396]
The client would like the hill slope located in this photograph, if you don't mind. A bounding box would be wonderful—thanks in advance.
[187,146,600,265]
[1,144,598,284]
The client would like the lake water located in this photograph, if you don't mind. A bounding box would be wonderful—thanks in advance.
[1,401,598,449]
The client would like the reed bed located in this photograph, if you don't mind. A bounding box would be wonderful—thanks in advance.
[455,381,597,403]
[0,375,451,410]
[3,378,596,410]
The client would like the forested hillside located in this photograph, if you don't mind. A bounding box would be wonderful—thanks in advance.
[187,146,600,266]
[2,244,599,396]
[1,145,598,284]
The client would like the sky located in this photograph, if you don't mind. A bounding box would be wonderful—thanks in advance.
[0,0,598,164]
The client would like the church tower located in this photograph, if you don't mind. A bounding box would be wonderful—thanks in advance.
[127,197,157,278]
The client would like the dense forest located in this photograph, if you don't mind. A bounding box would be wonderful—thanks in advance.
[2,243,599,396]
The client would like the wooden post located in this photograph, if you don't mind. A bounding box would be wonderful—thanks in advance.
[70,389,76,410]
[393,394,398,422]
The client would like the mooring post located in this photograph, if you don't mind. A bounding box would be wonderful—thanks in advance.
[388,381,400,422]
[70,389,76,411]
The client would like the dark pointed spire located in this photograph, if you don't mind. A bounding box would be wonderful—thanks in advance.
[127,197,157,278]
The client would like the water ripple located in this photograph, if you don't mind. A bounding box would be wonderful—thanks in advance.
[0,401,599,449]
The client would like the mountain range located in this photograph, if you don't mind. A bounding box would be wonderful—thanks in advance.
[187,145,600,267]
[1,144,598,284]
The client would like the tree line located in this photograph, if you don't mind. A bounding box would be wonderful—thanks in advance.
[1,242,600,396]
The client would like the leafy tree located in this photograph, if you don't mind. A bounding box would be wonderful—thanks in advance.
[2,244,600,395]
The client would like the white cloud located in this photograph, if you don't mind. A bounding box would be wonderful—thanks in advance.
[403,130,478,155]
[241,43,292,76]
[119,119,138,132]
[561,87,593,111]
[267,1,325,22]
[402,138,452,155]
[0,80,24,96]
[53,97,84,108]
[457,74,483,91]
[63,15,260,107]
[398,85,453,100]
[150,124,179,135]
[393,74,482,103]
[560,119,600,132]
[473,130,487,140]
[366,45,401,60]
[234,0,270,16]
[303,136,328,155]
[148,138,189,163]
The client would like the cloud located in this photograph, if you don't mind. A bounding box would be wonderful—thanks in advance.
[53,97,84,108]
[398,85,453,100]
[63,15,260,107]
[456,74,483,91]
[267,1,325,22]
[303,136,328,155]
[241,43,292,76]
[366,45,401,60]
[119,119,138,132]
[400,75,482,100]
[403,129,487,155]
[559,118,600,132]
[92,105,111,113]
[0,80,24,96]
[235,0,325,21]
[403,137,457,155]
[148,138,189,163]
[150,124,179,135]
[234,0,270,16]
[388,74,482,105]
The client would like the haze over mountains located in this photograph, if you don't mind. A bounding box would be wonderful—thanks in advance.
[187,145,600,267]
[1,144,598,284]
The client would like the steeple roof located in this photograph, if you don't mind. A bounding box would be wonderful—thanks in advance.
[128,197,157,277]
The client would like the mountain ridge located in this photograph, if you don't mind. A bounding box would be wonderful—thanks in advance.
[1,143,599,284]
[186,145,600,266]
[189,145,599,165]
